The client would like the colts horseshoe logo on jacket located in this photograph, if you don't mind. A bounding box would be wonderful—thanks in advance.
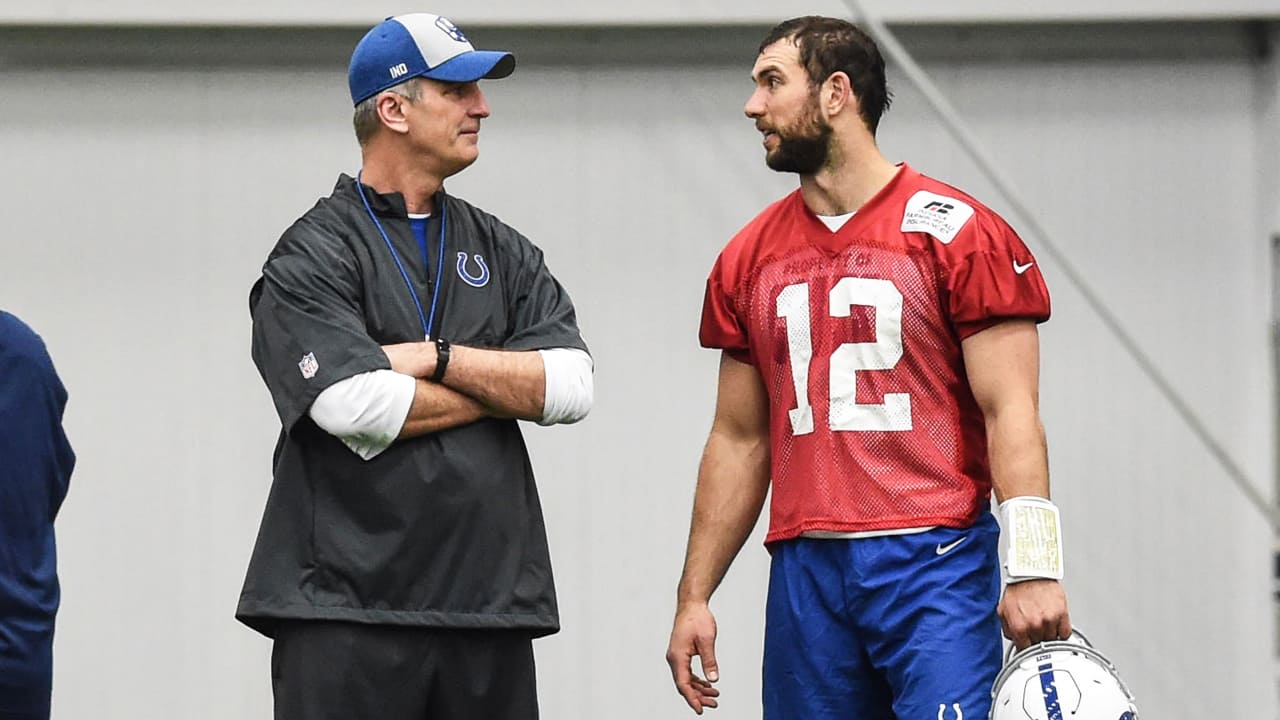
[456,252,491,288]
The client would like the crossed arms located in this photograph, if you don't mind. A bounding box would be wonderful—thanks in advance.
[383,341,547,431]
[309,341,592,459]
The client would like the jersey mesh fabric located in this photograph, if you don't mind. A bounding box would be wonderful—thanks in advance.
[701,166,1050,542]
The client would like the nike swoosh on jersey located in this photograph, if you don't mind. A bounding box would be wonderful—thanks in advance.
[1013,260,1035,274]
[935,537,968,555]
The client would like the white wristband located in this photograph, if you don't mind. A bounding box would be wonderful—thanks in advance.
[999,496,1064,583]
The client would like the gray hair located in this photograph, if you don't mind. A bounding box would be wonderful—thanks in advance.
[353,78,424,146]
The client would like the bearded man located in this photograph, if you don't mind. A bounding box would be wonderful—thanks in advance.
[665,15,1071,720]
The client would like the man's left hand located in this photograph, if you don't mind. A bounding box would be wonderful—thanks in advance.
[998,578,1070,649]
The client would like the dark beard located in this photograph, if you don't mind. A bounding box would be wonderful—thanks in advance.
[765,107,832,175]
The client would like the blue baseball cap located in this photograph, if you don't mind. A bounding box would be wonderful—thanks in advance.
[348,13,516,105]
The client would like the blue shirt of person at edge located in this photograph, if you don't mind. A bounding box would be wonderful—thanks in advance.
[0,311,74,720]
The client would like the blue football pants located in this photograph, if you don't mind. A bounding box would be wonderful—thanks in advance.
[764,512,1003,720]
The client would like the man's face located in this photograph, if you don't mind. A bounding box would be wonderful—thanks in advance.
[744,39,832,175]
[400,78,491,178]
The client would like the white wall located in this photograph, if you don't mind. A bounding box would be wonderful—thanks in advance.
[1,0,1278,26]
[0,21,1272,720]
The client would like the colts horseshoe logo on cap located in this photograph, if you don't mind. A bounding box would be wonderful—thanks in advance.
[456,252,490,287]
[435,16,468,43]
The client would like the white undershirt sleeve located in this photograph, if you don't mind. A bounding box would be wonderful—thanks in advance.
[308,369,416,460]
[537,348,593,426]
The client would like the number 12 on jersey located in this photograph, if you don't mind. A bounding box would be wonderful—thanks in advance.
[775,277,912,435]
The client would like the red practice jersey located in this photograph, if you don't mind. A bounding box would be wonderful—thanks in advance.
[700,165,1050,543]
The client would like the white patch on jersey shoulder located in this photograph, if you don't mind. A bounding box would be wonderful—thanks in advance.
[901,190,976,245]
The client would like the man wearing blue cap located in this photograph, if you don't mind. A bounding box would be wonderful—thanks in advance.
[237,13,592,719]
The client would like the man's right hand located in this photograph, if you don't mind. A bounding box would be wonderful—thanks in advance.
[666,603,721,714]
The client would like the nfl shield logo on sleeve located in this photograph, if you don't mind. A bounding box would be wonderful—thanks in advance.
[298,352,319,379]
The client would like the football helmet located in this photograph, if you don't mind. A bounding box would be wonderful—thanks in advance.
[989,629,1139,720]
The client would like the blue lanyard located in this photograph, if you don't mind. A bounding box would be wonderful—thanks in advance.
[355,172,446,339]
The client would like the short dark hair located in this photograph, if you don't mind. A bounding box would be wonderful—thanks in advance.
[758,16,892,134]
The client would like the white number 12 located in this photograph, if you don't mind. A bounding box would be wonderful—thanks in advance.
[775,278,912,435]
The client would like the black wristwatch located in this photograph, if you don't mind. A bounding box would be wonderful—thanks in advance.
[430,336,451,383]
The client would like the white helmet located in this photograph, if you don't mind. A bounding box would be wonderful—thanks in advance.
[989,629,1139,720]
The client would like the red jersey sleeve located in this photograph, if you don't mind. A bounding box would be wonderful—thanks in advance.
[947,211,1051,338]
[699,253,754,364]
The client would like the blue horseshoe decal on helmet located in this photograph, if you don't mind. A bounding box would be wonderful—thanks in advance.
[456,252,490,287]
